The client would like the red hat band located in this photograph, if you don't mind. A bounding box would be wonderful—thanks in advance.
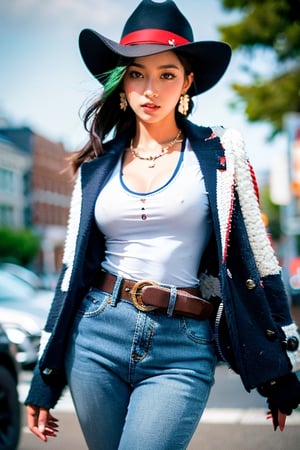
[120,29,190,47]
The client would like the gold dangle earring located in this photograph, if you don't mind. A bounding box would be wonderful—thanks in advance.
[119,92,128,111]
[178,93,190,116]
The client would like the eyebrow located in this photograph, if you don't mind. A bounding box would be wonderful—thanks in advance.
[129,62,180,70]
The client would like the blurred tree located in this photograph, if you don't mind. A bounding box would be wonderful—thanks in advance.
[0,228,40,267]
[259,185,281,240]
[219,0,300,137]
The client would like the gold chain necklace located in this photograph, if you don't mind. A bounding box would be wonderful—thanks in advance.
[130,130,183,168]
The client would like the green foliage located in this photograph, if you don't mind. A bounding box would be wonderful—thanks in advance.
[231,68,300,135]
[259,186,281,240]
[219,0,300,135]
[0,228,40,266]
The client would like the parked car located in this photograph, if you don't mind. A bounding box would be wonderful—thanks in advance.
[0,308,42,369]
[0,269,53,369]
[0,262,58,291]
[0,322,20,450]
[0,263,41,290]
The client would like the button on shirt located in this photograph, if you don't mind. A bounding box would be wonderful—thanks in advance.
[94,140,212,286]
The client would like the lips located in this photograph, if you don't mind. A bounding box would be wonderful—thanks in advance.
[142,103,160,111]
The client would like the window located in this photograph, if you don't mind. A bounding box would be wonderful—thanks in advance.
[0,168,14,193]
[0,205,13,226]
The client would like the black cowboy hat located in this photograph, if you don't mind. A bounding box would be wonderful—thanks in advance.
[79,0,231,96]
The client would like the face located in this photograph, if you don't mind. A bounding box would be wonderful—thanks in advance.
[122,51,194,125]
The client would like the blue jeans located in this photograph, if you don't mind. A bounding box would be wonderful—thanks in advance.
[65,285,216,450]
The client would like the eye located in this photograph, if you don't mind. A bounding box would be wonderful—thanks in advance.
[129,70,143,79]
[161,72,176,80]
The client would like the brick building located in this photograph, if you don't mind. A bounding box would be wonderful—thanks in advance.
[0,126,73,275]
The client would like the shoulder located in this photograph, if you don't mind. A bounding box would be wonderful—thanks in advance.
[183,121,245,154]
[221,128,245,150]
[181,119,212,139]
[211,126,244,148]
[80,138,123,173]
[103,129,131,153]
[209,127,249,168]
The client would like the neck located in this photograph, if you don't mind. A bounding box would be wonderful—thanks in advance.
[133,122,180,153]
[129,129,182,168]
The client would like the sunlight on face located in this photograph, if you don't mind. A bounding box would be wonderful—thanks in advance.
[123,51,194,124]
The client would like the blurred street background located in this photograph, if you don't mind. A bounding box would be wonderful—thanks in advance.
[1,1,300,449]
[18,337,300,450]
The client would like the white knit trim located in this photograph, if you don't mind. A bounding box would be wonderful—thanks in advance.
[216,136,235,262]
[38,330,51,359]
[61,169,82,292]
[221,129,280,276]
[281,323,300,372]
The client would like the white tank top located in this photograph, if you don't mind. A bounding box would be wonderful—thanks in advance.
[94,140,212,286]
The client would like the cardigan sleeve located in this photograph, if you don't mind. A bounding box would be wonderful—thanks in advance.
[221,129,300,373]
[24,170,82,409]
[24,363,67,409]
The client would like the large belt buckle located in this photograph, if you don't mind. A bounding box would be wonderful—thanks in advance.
[130,280,158,312]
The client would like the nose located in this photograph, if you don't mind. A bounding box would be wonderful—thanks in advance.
[144,89,158,98]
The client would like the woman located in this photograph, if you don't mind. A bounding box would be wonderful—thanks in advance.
[25,1,300,449]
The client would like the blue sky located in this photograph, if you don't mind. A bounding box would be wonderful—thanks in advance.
[0,0,285,176]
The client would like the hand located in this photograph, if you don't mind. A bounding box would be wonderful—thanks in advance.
[266,409,287,432]
[257,372,300,431]
[27,404,59,442]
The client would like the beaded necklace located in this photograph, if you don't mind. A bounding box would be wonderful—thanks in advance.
[130,130,183,168]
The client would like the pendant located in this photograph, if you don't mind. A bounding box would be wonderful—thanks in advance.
[148,155,156,168]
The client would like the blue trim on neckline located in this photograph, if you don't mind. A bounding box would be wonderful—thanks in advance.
[120,139,186,196]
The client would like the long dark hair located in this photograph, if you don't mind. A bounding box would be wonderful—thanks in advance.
[70,52,194,174]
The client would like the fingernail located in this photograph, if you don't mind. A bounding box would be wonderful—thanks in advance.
[38,424,45,433]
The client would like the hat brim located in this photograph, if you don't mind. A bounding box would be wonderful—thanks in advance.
[79,29,231,96]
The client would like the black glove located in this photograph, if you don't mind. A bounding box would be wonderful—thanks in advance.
[257,372,300,429]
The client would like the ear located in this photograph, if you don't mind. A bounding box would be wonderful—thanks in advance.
[183,72,194,93]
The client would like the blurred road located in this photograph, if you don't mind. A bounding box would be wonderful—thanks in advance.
[18,306,300,450]
[18,364,300,450]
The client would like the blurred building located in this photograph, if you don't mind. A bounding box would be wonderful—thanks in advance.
[0,133,31,228]
[0,126,73,275]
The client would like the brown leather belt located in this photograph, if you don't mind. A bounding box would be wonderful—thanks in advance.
[93,272,214,320]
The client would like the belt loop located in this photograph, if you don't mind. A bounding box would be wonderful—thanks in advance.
[110,275,123,307]
[167,286,177,317]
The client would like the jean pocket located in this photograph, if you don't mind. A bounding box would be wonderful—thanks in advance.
[76,288,109,317]
[180,318,214,344]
